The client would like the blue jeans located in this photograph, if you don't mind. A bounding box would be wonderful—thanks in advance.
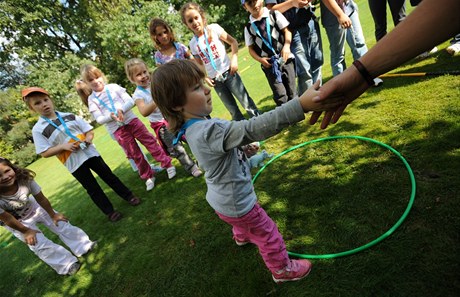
[290,18,323,95]
[213,71,260,121]
[323,4,368,76]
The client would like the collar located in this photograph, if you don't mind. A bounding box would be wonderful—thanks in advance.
[249,7,270,23]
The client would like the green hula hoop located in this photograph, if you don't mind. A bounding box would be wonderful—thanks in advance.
[252,135,416,259]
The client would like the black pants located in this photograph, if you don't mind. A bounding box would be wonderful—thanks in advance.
[368,0,406,41]
[72,156,133,215]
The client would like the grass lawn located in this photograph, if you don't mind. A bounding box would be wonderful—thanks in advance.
[1,1,459,296]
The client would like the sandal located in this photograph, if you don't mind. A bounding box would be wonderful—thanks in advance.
[108,211,123,222]
[128,196,141,206]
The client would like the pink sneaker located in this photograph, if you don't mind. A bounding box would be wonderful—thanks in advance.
[272,259,312,284]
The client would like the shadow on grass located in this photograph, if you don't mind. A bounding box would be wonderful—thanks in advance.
[1,113,459,296]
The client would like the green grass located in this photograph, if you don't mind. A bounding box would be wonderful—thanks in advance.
[1,1,460,296]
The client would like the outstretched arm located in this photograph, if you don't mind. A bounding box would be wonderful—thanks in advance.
[311,0,460,129]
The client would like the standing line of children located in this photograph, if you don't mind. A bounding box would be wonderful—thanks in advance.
[80,64,177,192]
[124,58,203,177]
[180,2,261,121]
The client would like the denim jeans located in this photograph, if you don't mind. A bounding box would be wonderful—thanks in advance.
[290,18,324,95]
[213,71,260,121]
[323,2,368,76]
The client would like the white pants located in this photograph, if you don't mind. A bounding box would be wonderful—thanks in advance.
[5,202,93,275]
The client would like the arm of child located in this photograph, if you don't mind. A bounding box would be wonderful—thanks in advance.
[280,27,292,62]
[219,31,239,75]
[0,211,41,245]
[193,56,215,87]
[266,0,310,13]
[134,97,158,117]
[248,45,271,68]
[322,0,352,28]
[40,142,81,158]
[34,191,68,226]
[84,129,95,145]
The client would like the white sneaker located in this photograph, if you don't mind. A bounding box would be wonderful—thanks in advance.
[416,47,438,59]
[373,77,383,87]
[145,177,155,191]
[166,166,176,179]
[446,43,460,56]
[191,165,203,177]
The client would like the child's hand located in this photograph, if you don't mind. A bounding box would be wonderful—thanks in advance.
[260,57,272,69]
[52,213,68,226]
[294,0,310,8]
[24,229,41,246]
[205,77,215,87]
[299,80,344,112]
[281,44,291,62]
[62,142,80,152]
[337,14,352,28]
[230,56,238,75]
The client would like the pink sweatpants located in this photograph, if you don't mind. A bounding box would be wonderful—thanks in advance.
[216,203,290,273]
[114,118,172,180]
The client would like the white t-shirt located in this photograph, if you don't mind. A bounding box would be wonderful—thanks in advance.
[132,87,164,123]
[88,83,137,134]
[0,180,41,222]
[189,23,231,79]
[32,111,99,173]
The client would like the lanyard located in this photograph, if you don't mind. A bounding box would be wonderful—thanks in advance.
[195,28,219,72]
[136,86,150,94]
[173,42,180,59]
[42,112,81,142]
[93,87,118,116]
[173,118,204,145]
[251,16,277,55]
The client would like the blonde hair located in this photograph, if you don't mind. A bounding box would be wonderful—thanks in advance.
[180,2,207,28]
[75,80,92,107]
[149,18,176,49]
[124,58,148,84]
[80,64,107,85]
[151,59,204,133]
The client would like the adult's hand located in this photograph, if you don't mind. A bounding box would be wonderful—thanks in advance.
[309,65,370,129]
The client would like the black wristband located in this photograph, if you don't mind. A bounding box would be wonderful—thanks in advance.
[352,60,374,86]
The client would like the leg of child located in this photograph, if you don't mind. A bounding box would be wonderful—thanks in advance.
[346,14,369,62]
[158,125,201,176]
[262,66,288,106]
[128,118,173,170]
[114,121,155,180]
[32,204,93,257]
[324,24,347,77]
[213,80,246,121]
[72,160,118,215]
[221,72,260,118]
[281,59,297,101]
[86,156,136,202]
[217,203,311,282]
[5,216,78,275]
